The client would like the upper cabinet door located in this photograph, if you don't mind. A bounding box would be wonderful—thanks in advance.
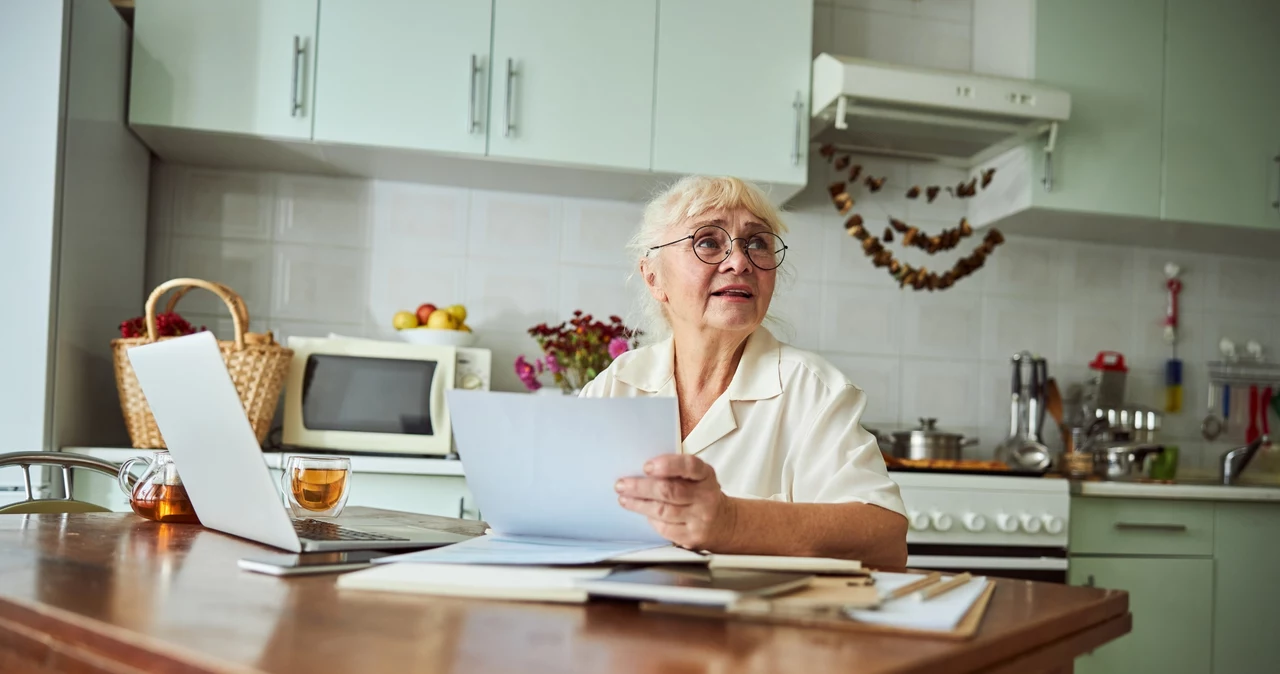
[130,0,318,140]
[651,0,812,187]
[487,0,657,170]
[1032,0,1165,219]
[1163,0,1280,229]
[313,1,493,155]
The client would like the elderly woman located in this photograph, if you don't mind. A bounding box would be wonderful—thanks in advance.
[581,175,907,568]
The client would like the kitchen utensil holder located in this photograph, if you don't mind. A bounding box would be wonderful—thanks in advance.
[111,278,293,449]
[1207,361,1280,388]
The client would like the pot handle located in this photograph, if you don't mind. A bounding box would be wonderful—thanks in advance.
[960,437,981,448]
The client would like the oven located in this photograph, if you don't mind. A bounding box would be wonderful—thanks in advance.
[892,472,1070,583]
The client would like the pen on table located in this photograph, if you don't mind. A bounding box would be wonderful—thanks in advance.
[918,572,973,601]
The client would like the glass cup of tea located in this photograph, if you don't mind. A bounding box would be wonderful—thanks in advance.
[280,456,352,518]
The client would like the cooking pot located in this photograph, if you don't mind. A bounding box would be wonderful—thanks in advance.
[1094,443,1166,481]
[887,418,978,460]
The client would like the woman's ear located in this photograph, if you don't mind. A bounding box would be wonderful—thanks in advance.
[640,258,667,303]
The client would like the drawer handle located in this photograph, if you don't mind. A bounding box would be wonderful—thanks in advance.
[1114,522,1188,532]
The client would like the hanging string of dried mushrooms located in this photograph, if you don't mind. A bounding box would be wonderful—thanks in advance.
[820,144,1006,291]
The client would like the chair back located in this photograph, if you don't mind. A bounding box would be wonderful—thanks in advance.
[0,451,122,515]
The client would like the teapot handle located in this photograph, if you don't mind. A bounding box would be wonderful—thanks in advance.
[117,456,149,497]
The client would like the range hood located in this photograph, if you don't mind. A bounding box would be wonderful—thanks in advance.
[810,54,1071,169]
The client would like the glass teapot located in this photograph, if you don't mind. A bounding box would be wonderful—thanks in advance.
[116,452,200,524]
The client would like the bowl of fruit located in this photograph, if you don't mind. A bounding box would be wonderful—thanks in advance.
[393,303,477,347]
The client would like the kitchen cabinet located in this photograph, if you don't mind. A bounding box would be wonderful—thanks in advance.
[485,0,657,171]
[1212,502,1280,673]
[130,0,318,140]
[651,0,811,187]
[1069,557,1214,674]
[1161,0,1280,230]
[313,1,493,155]
[1031,0,1165,219]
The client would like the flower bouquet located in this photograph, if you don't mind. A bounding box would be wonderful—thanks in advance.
[515,311,640,393]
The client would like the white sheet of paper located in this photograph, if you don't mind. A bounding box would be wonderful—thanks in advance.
[378,535,664,566]
[846,572,991,631]
[446,390,680,544]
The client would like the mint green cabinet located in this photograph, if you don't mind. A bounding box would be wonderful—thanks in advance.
[1162,0,1280,230]
[130,0,318,140]
[651,0,812,187]
[313,0,493,155]
[1212,503,1280,674]
[1032,0,1166,219]
[1069,557,1214,674]
[486,0,657,171]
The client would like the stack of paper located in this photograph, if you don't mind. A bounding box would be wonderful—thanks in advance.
[336,563,612,603]
[848,572,992,631]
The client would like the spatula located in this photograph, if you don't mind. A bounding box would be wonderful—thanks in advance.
[1045,378,1066,448]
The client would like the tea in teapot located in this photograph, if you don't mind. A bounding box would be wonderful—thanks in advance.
[117,452,200,524]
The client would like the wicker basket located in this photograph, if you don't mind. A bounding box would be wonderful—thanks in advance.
[111,278,293,449]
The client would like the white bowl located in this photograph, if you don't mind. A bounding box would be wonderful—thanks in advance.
[397,328,479,348]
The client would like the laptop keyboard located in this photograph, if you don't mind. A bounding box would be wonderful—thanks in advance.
[292,518,408,542]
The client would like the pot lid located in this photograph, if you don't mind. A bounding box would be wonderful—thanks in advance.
[892,418,965,440]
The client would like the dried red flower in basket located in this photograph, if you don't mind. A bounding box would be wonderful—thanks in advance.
[119,312,207,339]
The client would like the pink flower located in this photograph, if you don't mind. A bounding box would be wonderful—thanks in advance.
[608,339,630,360]
[514,355,541,391]
[545,353,563,374]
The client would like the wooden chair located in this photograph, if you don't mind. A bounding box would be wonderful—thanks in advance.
[0,451,121,515]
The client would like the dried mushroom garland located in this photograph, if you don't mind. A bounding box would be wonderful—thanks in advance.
[821,144,1006,291]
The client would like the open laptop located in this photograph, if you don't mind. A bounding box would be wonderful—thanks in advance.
[125,331,473,553]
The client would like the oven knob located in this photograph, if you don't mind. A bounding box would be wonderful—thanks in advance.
[908,510,930,531]
[1041,514,1065,535]
[929,511,953,532]
[1019,513,1043,534]
[460,374,484,390]
[996,513,1019,533]
[962,512,986,532]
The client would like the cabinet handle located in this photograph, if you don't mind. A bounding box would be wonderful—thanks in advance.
[503,58,517,138]
[791,91,804,165]
[1084,574,1095,588]
[1113,522,1187,532]
[1272,154,1279,210]
[458,496,465,519]
[469,54,482,133]
[290,35,305,117]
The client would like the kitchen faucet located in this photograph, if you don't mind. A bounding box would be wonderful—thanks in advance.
[1220,437,1265,485]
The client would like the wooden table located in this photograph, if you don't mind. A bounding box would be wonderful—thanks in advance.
[0,514,1129,674]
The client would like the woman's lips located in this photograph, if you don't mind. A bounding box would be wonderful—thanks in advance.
[710,285,754,302]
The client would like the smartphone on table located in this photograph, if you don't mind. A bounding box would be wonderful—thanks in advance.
[238,550,392,576]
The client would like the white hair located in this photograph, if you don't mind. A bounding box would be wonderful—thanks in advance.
[625,175,794,343]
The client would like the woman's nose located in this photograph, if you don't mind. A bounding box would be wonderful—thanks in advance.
[720,240,754,272]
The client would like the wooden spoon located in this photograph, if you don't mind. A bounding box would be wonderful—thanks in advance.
[1045,378,1067,448]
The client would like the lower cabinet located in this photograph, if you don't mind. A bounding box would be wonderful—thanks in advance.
[1068,556,1214,674]
[1212,503,1280,674]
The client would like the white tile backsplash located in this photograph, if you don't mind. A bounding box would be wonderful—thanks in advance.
[147,157,1277,461]
[821,284,903,355]
[173,169,273,240]
[272,244,369,323]
[469,190,563,261]
[371,180,470,258]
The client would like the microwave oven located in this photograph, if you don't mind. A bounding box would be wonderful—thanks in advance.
[281,336,491,456]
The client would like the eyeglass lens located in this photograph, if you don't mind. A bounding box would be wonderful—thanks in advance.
[691,226,785,270]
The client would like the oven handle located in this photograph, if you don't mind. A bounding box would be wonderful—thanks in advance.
[906,555,1069,571]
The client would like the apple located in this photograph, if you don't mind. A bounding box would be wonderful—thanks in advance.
[415,303,437,325]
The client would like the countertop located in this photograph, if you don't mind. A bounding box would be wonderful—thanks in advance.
[0,513,1131,674]
[62,446,466,477]
[1071,478,1280,503]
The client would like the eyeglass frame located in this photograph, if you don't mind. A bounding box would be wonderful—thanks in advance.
[647,224,788,271]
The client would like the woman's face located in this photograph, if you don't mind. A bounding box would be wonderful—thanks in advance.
[642,206,778,338]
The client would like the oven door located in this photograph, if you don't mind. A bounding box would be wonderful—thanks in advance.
[907,545,1069,583]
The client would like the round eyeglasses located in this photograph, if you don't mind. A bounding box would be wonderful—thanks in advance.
[648,225,788,271]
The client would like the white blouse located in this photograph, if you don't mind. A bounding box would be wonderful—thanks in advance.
[579,327,906,517]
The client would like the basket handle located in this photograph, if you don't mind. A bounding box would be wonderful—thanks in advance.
[163,282,250,329]
[144,278,247,350]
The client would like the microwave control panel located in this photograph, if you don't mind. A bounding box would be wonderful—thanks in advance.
[456,348,492,391]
